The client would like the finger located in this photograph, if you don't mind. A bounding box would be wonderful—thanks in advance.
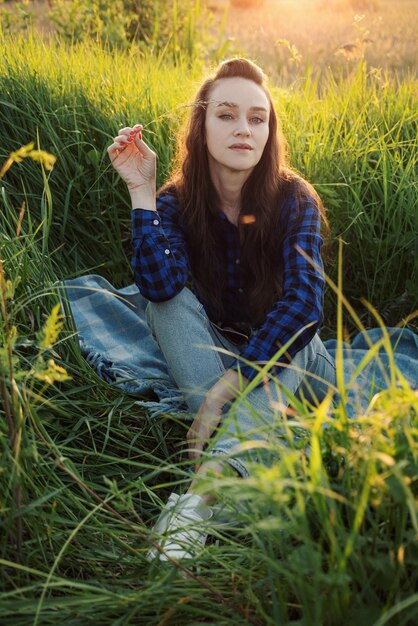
[117,126,134,136]
[187,428,201,451]
[117,124,144,139]
[125,132,140,145]
[188,445,202,461]
[107,142,124,159]
[186,428,198,443]
[114,134,129,145]
[118,129,140,145]
[188,429,208,451]
[130,123,144,134]
[118,124,143,132]
[186,417,203,437]
[113,131,134,146]
[133,133,157,157]
[132,129,143,143]
[113,130,143,150]
[112,135,132,150]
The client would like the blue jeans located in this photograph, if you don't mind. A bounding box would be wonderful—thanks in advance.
[146,287,336,478]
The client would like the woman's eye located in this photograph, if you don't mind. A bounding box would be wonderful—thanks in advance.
[217,113,265,123]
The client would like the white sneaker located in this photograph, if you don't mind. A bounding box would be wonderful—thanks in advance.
[146,493,213,562]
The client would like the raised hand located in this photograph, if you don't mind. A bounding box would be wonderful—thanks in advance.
[108,124,157,209]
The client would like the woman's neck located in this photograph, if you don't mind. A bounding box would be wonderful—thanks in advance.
[209,161,251,225]
[220,192,240,225]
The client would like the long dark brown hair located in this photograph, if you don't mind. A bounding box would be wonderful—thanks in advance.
[160,58,328,326]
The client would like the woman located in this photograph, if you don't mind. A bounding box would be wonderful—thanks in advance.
[108,58,336,562]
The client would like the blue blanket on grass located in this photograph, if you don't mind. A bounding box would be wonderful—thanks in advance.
[61,274,418,420]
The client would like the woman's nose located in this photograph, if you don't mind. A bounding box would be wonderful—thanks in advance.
[233,120,251,136]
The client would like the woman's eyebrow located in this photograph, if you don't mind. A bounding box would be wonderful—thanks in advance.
[215,101,268,112]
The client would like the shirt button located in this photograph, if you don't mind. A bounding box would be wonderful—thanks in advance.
[238,288,244,293]
[235,258,240,264]
[153,219,159,225]
[164,249,170,255]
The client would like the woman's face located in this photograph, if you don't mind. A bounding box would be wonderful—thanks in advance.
[204,77,270,177]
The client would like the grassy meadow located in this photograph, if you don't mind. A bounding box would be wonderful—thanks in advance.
[0,0,418,624]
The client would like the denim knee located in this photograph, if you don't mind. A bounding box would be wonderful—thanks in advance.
[146,287,203,334]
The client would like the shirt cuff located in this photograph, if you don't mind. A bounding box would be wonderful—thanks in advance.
[132,208,163,238]
[230,359,262,385]
[231,352,291,386]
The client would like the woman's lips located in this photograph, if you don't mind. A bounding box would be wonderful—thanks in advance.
[229,143,253,151]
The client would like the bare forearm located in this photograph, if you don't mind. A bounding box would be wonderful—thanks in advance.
[207,368,249,404]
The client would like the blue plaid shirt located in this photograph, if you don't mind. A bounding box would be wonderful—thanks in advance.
[132,193,325,383]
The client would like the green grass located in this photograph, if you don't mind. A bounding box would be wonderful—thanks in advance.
[0,28,417,626]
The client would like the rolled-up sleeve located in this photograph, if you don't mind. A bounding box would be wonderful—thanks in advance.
[131,194,189,301]
[232,200,325,383]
